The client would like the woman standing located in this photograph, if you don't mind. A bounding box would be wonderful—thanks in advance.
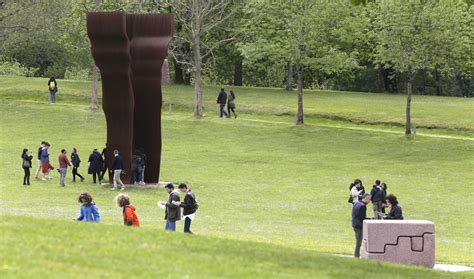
[227,90,237,118]
[21,148,33,185]
[71,147,85,182]
[48,77,58,104]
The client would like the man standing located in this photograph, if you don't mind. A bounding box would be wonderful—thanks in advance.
[58,149,71,187]
[111,149,125,191]
[176,183,197,234]
[216,88,228,118]
[100,144,108,183]
[164,183,180,231]
[370,180,386,219]
[352,193,371,258]
[35,141,46,179]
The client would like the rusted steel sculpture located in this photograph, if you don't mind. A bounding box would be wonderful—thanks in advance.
[87,12,173,184]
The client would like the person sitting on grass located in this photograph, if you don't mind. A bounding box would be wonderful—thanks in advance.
[75,192,100,223]
[115,193,140,227]
[383,194,404,220]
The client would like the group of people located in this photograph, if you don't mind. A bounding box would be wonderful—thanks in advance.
[21,141,135,191]
[75,183,198,233]
[216,88,237,118]
[349,179,404,258]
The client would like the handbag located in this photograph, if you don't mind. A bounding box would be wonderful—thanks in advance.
[22,160,29,168]
[348,195,354,204]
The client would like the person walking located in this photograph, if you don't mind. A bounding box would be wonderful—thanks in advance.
[176,183,197,234]
[352,193,371,258]
[227,90,237,118]
[370,180,386,219]
[47,77,58,104]
[75,192,100,222]
[21,148,33,185]
[71,147,84,182]
[40,142,53,180]
[163,183,180,231]
[111,149,125,191]
[34,141,46,179]
[58,149,71,187]
[216,88,228,118]
[99,144,108,183]
[139,147,146,185]
[383,194,404,220]
[88,149,103,184]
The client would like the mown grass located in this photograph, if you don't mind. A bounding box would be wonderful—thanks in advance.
[0,76,473,133]
[1,215,466,279]
[0,76,473,277]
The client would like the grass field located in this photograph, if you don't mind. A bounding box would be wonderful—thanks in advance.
[0,76,473,278]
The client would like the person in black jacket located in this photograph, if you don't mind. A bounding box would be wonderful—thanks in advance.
[176,183,197,233]
[216,88,228,118]
[384,194,404,220]
[352,193,371,258]
[21,148,33,185]
[88,149,103,184]
[99,144,108,183]
[370,180,386,219]
[71,147,84,182]
[163,183,180,231]
[111,149,125,191]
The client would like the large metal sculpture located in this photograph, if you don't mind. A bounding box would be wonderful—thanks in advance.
[87,12,173,184]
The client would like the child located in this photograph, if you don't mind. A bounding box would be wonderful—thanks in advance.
[114,193,140,227]
[75,192,100,222]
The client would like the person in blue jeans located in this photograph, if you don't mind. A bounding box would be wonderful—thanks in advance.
[216,88,228,118]
[163,183,180,231]
[352,193,371,258]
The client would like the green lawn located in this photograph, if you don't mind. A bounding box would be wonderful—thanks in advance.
[0,76,473,277]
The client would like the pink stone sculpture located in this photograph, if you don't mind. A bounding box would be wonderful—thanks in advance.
[361,220,435,268]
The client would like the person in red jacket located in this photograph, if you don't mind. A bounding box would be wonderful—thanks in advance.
[58,149,72,187]
[115,193,140,227]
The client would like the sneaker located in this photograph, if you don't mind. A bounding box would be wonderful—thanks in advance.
[111,188,116,191]
[134,182,138,185]
[120,187,126,191]
[41,177,47,181]
[80,178,85,182]
[139,181,146,185]
[46,176,52,180]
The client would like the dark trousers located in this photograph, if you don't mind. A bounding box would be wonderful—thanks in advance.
[354,228,363,258]
[227,106,236,117]
[23,167,30,185]
[219,104,228,117]
[100,165,108,181]
[184,217,192,233]
[72,166,84,181]
[92,172,101,183]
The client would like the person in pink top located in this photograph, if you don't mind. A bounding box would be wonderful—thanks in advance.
[58,149,72,187]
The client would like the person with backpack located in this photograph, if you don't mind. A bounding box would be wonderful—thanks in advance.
[47,77,58,104]
[34,141,46,179]
[71,147,84,182]
[216,88,228,118]
[227,90,237,118]
[132,149,143,185]
[21,148,33,185]
[176,183,198,234]
[370,180,386,219]
[115,193,140,227]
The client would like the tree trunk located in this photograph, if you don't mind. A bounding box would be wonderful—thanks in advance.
[286,61,293,91]
[405,77,413,135]
[90,62,99,110]
[296,62,304,125]
[233,58,243,86]
[193,37,203,117]
[173,57,185,84]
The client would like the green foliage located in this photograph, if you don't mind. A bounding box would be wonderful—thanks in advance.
[0,57,35,77]
[64,66,91,81]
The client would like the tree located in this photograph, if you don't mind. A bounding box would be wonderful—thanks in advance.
[370,0,471,135]
[171,0,241,117]
[240,0,363,125]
